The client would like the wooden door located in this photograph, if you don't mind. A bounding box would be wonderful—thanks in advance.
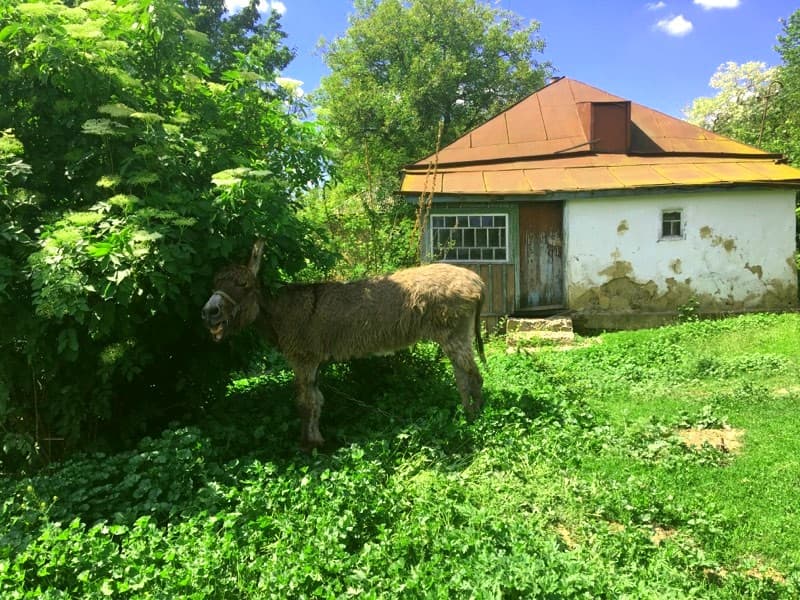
[518,202,564,309]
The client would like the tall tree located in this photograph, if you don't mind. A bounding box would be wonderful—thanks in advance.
[310,0,551,276]
[772,9,800,165]
[183,0,294,81]
[684,61,779,148]
[319,0,549,186]
[684,10,800,165]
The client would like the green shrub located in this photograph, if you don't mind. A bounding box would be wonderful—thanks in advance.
[0,0,334,466]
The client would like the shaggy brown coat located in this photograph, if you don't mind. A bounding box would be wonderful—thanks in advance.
[202,241,486,449]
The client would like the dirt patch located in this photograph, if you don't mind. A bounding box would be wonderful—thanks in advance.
[744,262,763,279]
[607,521,626,534]
[745,564,786,584]
[607,522,679,547]
[774,385,800,397]
[650,526,678,546]
[699,225,737,252]
[554,524,578,549]
[704,561,786,585]
[598,260,633,279]
[677,427,744,454]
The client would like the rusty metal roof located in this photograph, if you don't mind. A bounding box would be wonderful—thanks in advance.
[401,77,800,195]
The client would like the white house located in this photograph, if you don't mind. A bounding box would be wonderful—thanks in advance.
[401,77,800,330]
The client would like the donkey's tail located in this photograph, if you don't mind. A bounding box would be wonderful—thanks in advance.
[474,295,486,364]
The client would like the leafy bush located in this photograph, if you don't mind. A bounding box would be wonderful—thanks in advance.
[0,0,334,466]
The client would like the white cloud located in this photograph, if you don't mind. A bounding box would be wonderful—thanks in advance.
[224,0,286,15]
[693,0,740,9]
[647,2,667,10]
[269,1,287,14]
[656,14,693,36]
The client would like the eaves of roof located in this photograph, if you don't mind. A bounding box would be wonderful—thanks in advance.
[401,155,800,196]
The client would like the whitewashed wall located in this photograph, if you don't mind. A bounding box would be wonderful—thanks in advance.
[563,189,798,316]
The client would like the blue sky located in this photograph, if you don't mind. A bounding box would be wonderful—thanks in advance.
[228,0,797,119]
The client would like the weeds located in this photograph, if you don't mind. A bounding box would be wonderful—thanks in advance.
[1,313,799,597]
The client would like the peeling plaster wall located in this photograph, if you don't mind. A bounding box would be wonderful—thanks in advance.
[564,189,798,323]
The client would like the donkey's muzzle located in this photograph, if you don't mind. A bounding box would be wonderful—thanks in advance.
[202,295,227,341]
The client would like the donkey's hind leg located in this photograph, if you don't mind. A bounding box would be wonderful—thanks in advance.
[441,339,484,421]
[293,363,325,450]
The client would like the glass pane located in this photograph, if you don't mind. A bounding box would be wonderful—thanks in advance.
[481,215,493,227]
[476,229,487,247]
[470,248,482,260]
[495,248,507,261]
[469,216,481,227]
[463,229,475,247]
[431,216,444,228]
[445,216,456,228]
[494,215,506,227]
[488,228,499,247]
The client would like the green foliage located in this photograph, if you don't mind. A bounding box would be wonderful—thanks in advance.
[318,0,550,179]
[2,314,800,597]
[307,0,551,276]
[0,0,333,466]
[684,61,779,147]
[684,9,800,165]
[299,185,418,278]
[771,10,800,166]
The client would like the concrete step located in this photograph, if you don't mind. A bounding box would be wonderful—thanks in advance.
[506,316,575,347]
[507,316,574,333]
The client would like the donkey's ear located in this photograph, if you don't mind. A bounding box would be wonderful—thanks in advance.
[248,239,265,276]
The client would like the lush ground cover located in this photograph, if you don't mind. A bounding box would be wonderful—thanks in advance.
[1,312,799,598]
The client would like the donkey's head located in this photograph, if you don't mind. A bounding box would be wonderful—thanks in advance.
[201,240,264,342]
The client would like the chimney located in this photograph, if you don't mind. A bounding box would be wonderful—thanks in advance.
[578,101,631,153]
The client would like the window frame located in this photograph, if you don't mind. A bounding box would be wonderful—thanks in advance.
[659,208,684,241]
[428,212,510,263]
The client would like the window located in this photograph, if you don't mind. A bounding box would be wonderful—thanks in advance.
[661,210,683,239]
[429,213,508,262]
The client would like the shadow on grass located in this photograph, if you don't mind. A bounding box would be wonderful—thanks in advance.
[3,344,595,552]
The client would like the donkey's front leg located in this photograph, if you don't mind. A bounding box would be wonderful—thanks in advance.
[293,363,325,450]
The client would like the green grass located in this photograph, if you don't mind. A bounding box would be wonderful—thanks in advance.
[1,313,799,598]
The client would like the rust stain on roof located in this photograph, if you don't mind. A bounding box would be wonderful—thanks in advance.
[401,77,800,195]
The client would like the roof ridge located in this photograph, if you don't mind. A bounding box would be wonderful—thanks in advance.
[407,77,775,169]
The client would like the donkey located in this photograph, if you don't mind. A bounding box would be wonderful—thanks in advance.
[201,240,486,449]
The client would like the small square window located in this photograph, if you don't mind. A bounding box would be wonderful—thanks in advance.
[661,210,683,239]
